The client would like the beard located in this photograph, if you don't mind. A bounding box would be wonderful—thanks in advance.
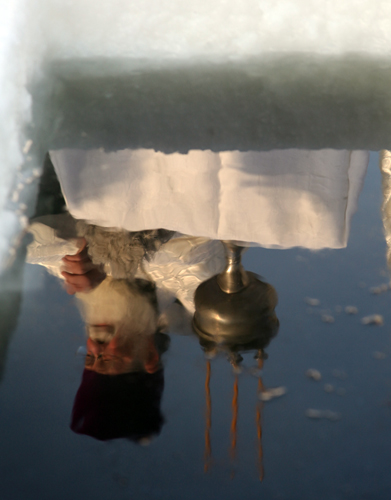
[76,276,159,343]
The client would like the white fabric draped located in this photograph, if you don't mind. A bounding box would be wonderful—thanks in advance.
[50,148,368,249]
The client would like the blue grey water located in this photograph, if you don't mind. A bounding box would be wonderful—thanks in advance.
[0,152,390,500]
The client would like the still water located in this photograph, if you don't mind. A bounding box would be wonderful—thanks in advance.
[0,147,390,500]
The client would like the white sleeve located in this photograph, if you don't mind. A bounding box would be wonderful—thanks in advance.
[26,221,80,279]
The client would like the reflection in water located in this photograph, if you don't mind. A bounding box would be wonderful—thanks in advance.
[25,214,227,445]
[193,241,278,364]
[194,241,278,480]
[0,236,28,381]
[49,148,368,248]
[380,150,391,272]
[71,368,165,443]
[7,145,375,481]
[71,270,169,442]
[25,200,280,473]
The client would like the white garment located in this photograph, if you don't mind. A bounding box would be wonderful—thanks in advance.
[50,148,368,249]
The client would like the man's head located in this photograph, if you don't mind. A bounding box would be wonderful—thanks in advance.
[76,276,161,375]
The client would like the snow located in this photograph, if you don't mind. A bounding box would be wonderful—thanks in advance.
[1,0,391,269]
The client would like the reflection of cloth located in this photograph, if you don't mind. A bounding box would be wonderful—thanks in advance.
[140,235,225,313]
[50,148,368,249]
[26,218,79,279]
[26,221,225,313]
[379,150,391,269]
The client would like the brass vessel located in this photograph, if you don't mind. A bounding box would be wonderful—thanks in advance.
[193,241,278,356]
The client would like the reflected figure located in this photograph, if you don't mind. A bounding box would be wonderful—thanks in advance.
[71,359,166,443]
[63,237,170,442]
[26,215,227,443]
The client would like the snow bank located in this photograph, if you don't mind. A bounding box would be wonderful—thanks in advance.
[1,0,391,269]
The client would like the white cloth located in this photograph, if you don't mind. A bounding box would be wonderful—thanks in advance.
[50,148,368,249]
[26,222,225,314]
[26,220,79,279]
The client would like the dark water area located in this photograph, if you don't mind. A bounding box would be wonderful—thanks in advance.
[0,150,391,500]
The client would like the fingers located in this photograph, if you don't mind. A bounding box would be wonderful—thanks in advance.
[61,257,96,275]
[63,243,89,264]
[61,238,106,293]
[62,238,95,273]
[62,237,88,261]
[62,268,106,294]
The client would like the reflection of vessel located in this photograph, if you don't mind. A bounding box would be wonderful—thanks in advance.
[193,240,279,480]
[193,240,278,364]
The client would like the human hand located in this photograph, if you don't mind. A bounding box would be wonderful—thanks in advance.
[61,238,106,294]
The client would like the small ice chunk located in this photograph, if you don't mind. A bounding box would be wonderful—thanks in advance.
[361,314,384,326]
[321,314,335,323]
[345,306,358,315]
[324,384,334,393]
[305,297,320,306]
[11,191,19,203]
[372,351,387,359]
[260,386,286,402]
[324,410,342,421]
[306,369,322,381]
[22,139,33,154]
[32,168,41,178]
[305,409,341,420]
[369,284,389,295]
[305,409,323,419]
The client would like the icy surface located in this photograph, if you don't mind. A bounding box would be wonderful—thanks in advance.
[2,0,391,268]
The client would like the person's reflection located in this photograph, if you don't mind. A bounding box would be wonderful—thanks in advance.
[71,365,165,443]
[70,273,167,442]
[72,273,168,441]
[57,235,168,442]
[26,218,226,442]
